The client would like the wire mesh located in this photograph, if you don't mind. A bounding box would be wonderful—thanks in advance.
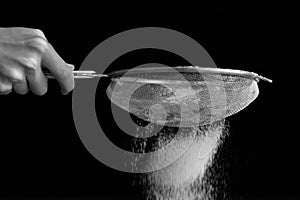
[105,66,269,127]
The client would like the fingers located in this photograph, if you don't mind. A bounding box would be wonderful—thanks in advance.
[0,76,12,95]
[15,38,48,95]
[0,62,27,94]
[0,61,24,82]
[0,61,46,95]
[41,42,74,95]
[26,66,48,95]
[12,67,29,95]
[13,78,29,94]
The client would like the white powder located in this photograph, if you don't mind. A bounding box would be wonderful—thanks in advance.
[132,120,226,200]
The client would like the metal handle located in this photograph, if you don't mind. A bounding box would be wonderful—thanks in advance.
[42,68,108,79]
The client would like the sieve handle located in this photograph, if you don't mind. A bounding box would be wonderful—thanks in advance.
[42,68,109,79]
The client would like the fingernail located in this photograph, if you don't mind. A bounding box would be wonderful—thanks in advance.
[67,63,75,70]
[61,89,69,95]
[0,89,13,95]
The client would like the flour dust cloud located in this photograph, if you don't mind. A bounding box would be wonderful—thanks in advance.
[130,119,230,200]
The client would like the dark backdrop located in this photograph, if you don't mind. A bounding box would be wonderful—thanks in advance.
[0,3,289,200]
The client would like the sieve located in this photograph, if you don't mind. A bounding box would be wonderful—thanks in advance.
[44,66,272,126]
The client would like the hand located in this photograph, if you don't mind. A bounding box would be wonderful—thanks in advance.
[0,27,74,95]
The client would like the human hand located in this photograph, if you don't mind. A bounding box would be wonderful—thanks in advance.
[0,27,74,95]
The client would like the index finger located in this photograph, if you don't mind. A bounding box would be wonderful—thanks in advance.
[41,41,74,95]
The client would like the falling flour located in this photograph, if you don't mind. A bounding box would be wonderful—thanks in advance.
[130,120,228,200]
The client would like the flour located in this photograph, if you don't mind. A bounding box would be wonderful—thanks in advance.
[131,120,228,200]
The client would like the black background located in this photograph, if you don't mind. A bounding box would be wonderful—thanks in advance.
[0,3,292,200]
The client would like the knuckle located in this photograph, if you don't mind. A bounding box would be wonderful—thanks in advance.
[20,56,40,72]
[10,68,26,83]
[25,37,49,54]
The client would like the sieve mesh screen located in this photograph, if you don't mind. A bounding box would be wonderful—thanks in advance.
[106,66,270,127]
